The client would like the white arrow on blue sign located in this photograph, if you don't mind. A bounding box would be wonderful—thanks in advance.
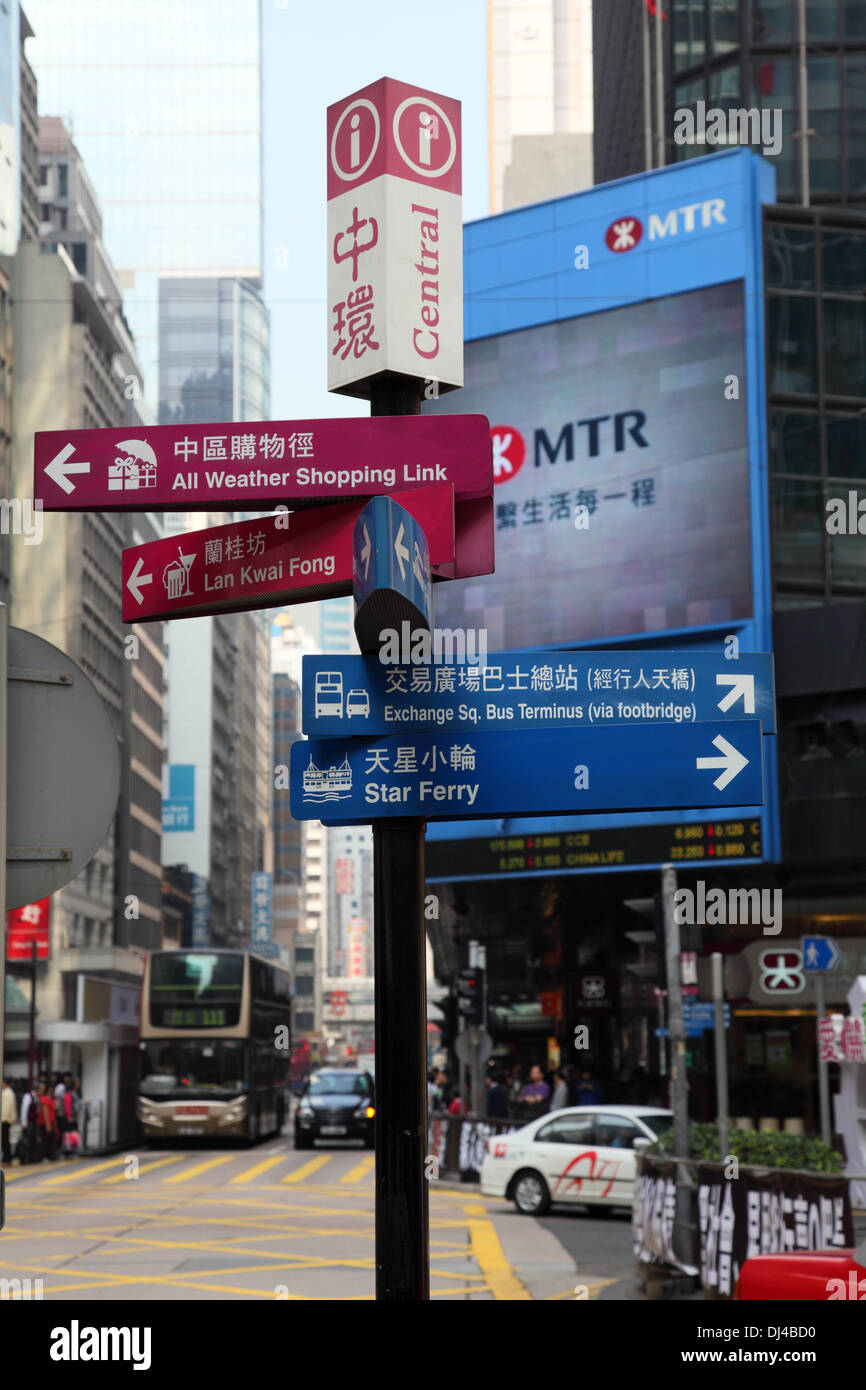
[353,495,432,654]
[300,650,776,737]
[802,936,840,972]
[288,719,764,824]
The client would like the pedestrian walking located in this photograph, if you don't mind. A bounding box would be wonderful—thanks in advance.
[575,1069,604,1106]
[1,1079,17,1164]
[19,1085,40,1163]
[485,1071,509,1119]
[549,1068,570,1111]
[36,1081,59,1161]
[517,1065,551,1119]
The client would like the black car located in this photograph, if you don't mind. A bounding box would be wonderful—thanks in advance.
[294,1068,375,1149]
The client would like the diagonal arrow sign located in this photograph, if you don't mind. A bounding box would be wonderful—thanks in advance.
[360,523,371,581]
[696,733,749,791]
[394,521,409,580]
[126,556,153,605]
[716,672,755,714]
[45,443,91,495]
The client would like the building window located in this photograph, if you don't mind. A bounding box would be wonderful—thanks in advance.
[753,0,792,42]
[58,163,68,198]
[768,295,818,393]
[38,163,47,186]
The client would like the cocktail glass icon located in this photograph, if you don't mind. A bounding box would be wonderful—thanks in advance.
[163,544,195,600]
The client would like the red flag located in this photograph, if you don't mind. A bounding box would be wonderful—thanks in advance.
[759,61,775,96]
[647,0,668,15]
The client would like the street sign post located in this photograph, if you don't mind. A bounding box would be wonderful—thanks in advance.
[803,936,840,972]
[34,414,491,505]
[289,720,764,824]
[327,78,462,398]
[122,485,454,623]
[300,650,777,736]
[353,495,432,653]
[803,935,841,1146]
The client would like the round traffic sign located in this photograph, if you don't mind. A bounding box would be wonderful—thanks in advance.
[6,627,121,910]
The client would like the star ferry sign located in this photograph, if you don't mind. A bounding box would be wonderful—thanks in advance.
[327,77,462,398]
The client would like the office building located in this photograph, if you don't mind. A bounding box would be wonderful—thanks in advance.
[488,0,594,211]
[23,0,264,413]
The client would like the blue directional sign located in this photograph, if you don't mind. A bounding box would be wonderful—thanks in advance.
[682,1003,731,1028]
[802,936,841,973]
[353,495,432,655]
[289,719,764,824]
[301,650,776,737]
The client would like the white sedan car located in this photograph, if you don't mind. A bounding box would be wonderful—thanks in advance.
[480,1104,673,1216]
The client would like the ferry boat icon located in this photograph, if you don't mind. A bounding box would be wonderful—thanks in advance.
[302,753,352,802]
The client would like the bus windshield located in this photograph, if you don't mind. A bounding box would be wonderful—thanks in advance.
[139,1039,246,1099]
[150,952,243,1000]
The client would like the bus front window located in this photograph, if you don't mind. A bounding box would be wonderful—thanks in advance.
[139,1040,247,1098]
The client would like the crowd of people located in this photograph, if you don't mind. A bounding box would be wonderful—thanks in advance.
[428,1062,605,1123]
[1,1072,83,1165]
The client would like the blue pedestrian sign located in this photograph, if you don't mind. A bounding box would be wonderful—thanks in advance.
[802,936,840,972]
[288,719,764,824]
[301,650,776,737]
[353,495,432,655]
[682,1002,731,1028]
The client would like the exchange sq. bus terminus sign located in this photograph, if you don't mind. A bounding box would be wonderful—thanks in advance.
[327,77,462,398]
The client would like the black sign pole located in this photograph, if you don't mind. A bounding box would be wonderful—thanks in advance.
[368,377,430,1301]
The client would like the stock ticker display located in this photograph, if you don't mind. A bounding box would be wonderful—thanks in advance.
[425,817,763,880]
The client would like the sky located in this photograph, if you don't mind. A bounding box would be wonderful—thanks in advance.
[261,0,490,421]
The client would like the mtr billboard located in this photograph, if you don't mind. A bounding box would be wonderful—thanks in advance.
[425,147,780,881]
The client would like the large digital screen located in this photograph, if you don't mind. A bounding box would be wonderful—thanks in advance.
[426,279,751,650]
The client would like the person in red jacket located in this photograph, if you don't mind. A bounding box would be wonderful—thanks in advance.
[36,1081,59,1161]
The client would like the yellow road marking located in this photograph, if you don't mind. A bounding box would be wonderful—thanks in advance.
[282,1156,332,1183]
[37,1157,126,1187]
[339,1155,375,1183]
[462,1205,531,1301]
[163,1154,236,1184]
[102,1154,186,1184]
[230,1155,287,1185]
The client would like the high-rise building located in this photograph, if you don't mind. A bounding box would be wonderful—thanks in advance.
[487,0,594,212]
[23,0,264,413]
[7,117,153,1138]
[158,274,269,426]
[593,0,866,200]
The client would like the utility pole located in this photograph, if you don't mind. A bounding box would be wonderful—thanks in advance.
[642,0,653,172]
[369,375,430,1302]
[661,864,694,1269]
[797,0,810,206]
[711,953,729,1160]
[654,0,665,169]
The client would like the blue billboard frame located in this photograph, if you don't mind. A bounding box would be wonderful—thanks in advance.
[426,147,781,877]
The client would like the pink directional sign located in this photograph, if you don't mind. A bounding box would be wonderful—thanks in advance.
[34,415,491,512]
[122,485,456,624]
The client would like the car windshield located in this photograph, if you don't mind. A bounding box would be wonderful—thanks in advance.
[308,1073,370,1096]
[636,1112,674,1137]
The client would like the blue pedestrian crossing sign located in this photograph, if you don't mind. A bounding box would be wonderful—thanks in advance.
[300,650,776,737]
[802,936,840,972]
[353,495,432,654]
[289,719,764,824]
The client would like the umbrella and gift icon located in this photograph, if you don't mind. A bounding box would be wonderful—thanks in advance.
[108,438,158,491]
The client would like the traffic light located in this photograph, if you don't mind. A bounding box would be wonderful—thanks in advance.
[457,967,485,1024]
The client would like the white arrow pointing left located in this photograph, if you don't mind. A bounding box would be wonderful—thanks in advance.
[45,442,91,495]
[716,672,755,714]
[696,734,749,791]
[394,521,409,581]
[360,524,371,580]
[127,556,153,605]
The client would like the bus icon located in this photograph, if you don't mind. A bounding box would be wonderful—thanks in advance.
[314,672,343,718]
[346,689,370,718]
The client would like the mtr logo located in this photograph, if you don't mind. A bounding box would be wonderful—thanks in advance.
[605,198,727,252]
[490,412,649,484]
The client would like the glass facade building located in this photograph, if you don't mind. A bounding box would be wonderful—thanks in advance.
[24,0,263,411]
[159,275,269,424]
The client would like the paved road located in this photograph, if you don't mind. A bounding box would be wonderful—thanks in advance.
[0,1136,628,1301]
